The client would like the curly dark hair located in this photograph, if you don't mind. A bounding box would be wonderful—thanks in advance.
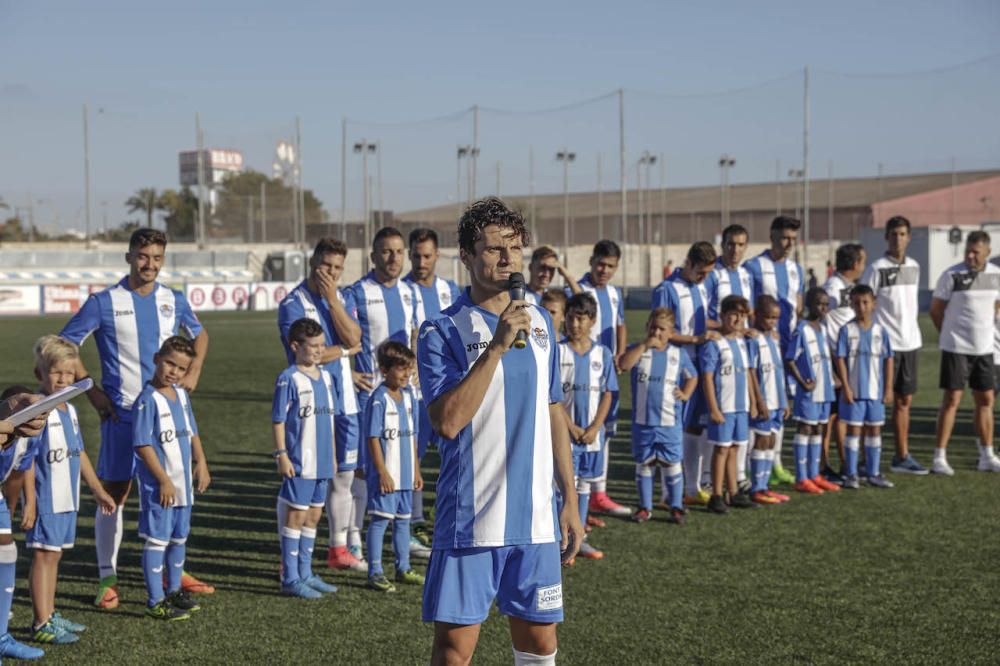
[158,335,197,358]
[129,228,168,252]
[458,197,530,255]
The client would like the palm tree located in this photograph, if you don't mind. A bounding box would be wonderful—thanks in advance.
[125,188,159,227]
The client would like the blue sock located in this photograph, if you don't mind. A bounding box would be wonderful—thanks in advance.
[844,435,860,477]
[393,518,411,574]
[665,463,683,510]
[635,464,654,510]
[793,434,809,483]
[280,527,301,586]
[577,493,590,527]
[808,435,822,479]
[366,516,389,577]
[412,490,425,524]
[750,452,767,493]
[142,541,167,606]
[0,544,16,633]
[165,540,185,593]
[299,526,317,581]
[865,435,883,478]
[764,452,775,486]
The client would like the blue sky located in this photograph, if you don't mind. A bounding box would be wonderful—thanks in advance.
[2,0,998,233]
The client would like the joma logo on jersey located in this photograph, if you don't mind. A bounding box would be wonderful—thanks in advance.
[367,298,385,306]
[466,341,489,352]
[114,309,134,317]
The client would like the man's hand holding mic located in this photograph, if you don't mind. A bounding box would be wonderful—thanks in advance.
[490,272,532,353]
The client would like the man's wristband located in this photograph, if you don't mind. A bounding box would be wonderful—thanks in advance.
[273,449,288,459]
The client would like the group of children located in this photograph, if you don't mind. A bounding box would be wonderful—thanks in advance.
[538,279,895,560]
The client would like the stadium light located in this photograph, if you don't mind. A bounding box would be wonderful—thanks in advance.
[638,152,657,244]
[555,150,576,262]
[719,155,736,232]
[354,140,378,271]
[788,168,804,220]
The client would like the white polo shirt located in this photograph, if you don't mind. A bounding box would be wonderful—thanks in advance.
[860,255,922,353]
[932,262,1000,356]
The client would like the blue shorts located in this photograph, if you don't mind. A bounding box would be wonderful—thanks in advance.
[792,396,832,425]
[683,390,708,430]
[367,488,413,520]
[279,477,329,510]
[138,500,191,546]
[27,511,77,551]
[0,498,10,535]
[97,417,136,482]
[707,412,749,448]
[335,413,361,472]
[751,408,784,436]
[631,424,683,464]
[422,542,564,625]
[838,398,886,427]
[572,443,604,481]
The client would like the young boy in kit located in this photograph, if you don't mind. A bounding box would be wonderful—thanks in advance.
[558,294,618,558]
[620,308,698,524]
[272,319,339,600]
[133,336,213,620]
[746,296,791,504]
[700,296,760,514]
[364,341,424,593]
[540,289,568,339]
[834,285,895,489]
[785,288,841,495]
[23,337,115,643]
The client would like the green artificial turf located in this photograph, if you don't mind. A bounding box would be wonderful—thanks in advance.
[0,310,996,664]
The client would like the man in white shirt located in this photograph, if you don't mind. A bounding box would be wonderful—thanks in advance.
[860,216,927,474]
[929,230,1000,474]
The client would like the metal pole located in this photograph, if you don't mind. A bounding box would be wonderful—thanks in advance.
[659,153,666,245]
[776,159,782,216]
[529,147,536,244]
[362,140,370,266]
[597,153,603,240]
[195,113,205,248]
[877,161,884,201]
[296,116,305,247]
[456,148,462,204]
[496,161,501,197]
[247,195,254,243]
[82,104,92,241]
[802,66,811,266]
[950,157,957,225]
[827,160,834,258]
[618,89,627,245]
[471,105,479,200]
[376,141,383,228]
[562,150,570,260]
[637,160,644,245]
[719,159,726,233]
[261,181,267,243]
[340,117,347,241]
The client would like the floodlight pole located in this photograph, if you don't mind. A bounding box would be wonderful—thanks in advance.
[556,149,575,262]
[296,116,305,248]
[82,104,92,243]
[529,146,537,244]
[341,117,347,241]
[471,105,479,201]
[196,112,205,248]
[597,153,603,240]
[801,66,810,267]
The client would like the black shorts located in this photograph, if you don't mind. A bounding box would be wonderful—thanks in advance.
[995,364,1000,394]
[939,351,995,392]
[893,349,919,396]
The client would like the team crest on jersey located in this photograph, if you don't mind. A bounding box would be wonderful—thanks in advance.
[159,303,174,317]
[403,293,412,306]
[531,326,549,350]
[590,360,602,372]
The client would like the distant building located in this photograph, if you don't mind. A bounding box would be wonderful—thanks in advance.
[178,149,244,211]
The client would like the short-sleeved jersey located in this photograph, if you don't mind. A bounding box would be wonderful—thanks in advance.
[0,437,38,486]
[417,291,562,549]
[747,333,788,412]
[132,385,198,507]
[272,366,336,480]
[28,405,84,514]
[994,309,1000,365]
[574,274,624,356]
[349,272,418,388]
[278,281,359,417]
[932,262,1000,355]
[705,259,754,320]
[860,255,922,352]
[557,341,618,453]
[700,337,754,414]
[652,270,710,362]
[744,252,805,351]
[836,321,893,401]
[59,278,202,414]
[786,322,835,403]
[404,273,462,328]
[630,344,697,428]
[823,273,855,352]
[364,383,417,490]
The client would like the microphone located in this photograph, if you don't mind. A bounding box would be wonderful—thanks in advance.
[508,272,528,349]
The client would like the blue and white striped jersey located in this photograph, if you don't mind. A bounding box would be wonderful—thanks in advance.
[786,322,836,403]
[29,405,84,514]
[272,366,336,480]
[417,291,562,549]
[364,383,417,490]
[557,341,618,453]
[60,278,202,414]
[700,337,754,414]
[574,274,624,356]
[652,270,710,362]
[133,385,198,507]
[744,252,805,352]
[278,281,359,417]
[630,344,697,428]
[747,333,788,412]
[348,272,418,392]
[823,273,855,353]
[0,436,37,488]
[705,259,754,320]
[836,321,893,401]
[404,273,462,328]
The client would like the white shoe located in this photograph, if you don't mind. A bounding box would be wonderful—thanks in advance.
[409,536,432,560]
[930,458,955,476]
[977,455,1000,472]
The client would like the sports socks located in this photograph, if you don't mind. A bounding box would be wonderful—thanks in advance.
[280,526,301,586]
[513,648,557,665]
[349,478,367,550]
[412,489,425,524]
[327,470,354,549]
[0,543,17,634]
[299,526,317,581]
[682,432,703,495]
[865,435,882,478]
[808,434,822,479]
[95,505,123,579]
[635,464,654,510]
[699,437,715,489]
[165,538,185,593]
[750,449,769,493]
[844,435,860,477]
[366,516,389,576]
[773,424,785,466]
[591,440,610,494]
[663,462,683,510]
[792,433,809,483]
[735,440,749,483]
[392,518,411,574]
[976,439,995,460]
[142,540,167,606]
[575,478,591,526]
